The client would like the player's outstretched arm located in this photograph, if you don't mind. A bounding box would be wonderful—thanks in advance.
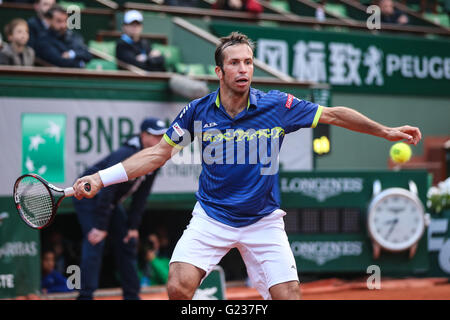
[73,138,175,200]
[318,106,422,145]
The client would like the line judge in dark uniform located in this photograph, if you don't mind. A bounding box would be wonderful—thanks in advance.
[73,117,168,300]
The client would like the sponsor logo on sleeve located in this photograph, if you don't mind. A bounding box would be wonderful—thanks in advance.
[172,122,185,137]
[285,94,294,109]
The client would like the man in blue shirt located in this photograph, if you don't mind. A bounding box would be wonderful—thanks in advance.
[73,32,422,300]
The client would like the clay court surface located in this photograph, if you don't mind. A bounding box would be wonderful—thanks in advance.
[33,277,450,300]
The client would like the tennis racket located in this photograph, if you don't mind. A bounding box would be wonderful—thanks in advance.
[13,174,90,229]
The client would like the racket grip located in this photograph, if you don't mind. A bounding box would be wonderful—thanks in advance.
[64,187,75,197]
[64,183,91,197]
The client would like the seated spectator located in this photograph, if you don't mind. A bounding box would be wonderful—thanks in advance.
[0,34,8,65]
[164,0,199,7]
[35,5,92,68]
[138,235,170,287]
[378,0,408,25]
[0,19,35,66]
[2,0,35,3]
[116,10,166,72]
[27,0,55,50]
[315,0,326,22]
[41,249,73,293]
[212,0,263,14]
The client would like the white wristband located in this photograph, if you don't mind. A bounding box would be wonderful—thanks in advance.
[98,163,128,187]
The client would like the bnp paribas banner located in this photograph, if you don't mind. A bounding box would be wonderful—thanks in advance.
[211,22,450,96]
[0,97,313,197]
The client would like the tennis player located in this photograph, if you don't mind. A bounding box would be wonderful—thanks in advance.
[73,32,421,300]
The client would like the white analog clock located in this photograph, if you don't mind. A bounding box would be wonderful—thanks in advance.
[367,185,428,259]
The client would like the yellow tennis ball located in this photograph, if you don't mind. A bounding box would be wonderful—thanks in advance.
[390,142,412,163]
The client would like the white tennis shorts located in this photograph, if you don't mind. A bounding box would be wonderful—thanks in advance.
[170,202,299,300]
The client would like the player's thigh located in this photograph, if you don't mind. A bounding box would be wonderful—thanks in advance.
[239,210,299,299]
[170,202,235,275]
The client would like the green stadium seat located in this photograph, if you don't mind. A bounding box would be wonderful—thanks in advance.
[270,0,291,13]
[423,13,450,27]
[59,1,86,10]
[88,41,116,57]
[152,44,182,71]
[325,3,348,18]
[175,63,206,76]
[207,65,217,76]
[85,59,118,71]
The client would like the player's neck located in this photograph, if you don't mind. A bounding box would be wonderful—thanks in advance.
[219,87,249,119]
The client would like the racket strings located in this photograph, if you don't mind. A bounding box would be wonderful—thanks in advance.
[16,177,53,227]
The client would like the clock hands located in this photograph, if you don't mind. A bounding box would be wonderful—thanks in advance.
[384,218,399,240]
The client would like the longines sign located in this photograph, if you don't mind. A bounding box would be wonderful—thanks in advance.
[280,177,364,202]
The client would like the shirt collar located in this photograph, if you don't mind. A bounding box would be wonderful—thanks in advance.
[121,34,134,45]
[212,87,257,110]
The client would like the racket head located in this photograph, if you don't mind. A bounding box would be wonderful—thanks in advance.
[13,174,57,229]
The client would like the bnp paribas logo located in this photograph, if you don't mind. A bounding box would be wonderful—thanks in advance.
[21,114,66,182]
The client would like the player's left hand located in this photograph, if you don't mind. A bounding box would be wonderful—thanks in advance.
[124,229,139,243]
[385,125,422,146]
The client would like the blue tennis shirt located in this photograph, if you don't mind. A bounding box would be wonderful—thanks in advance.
[164,87,323,227]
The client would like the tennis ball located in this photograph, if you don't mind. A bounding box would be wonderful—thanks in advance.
[390,142,412,163]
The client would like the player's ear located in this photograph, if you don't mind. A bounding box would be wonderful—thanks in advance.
[215,66,223,79]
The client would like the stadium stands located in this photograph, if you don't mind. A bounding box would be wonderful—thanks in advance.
[0,0,449,299]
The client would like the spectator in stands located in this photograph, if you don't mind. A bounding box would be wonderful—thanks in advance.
[2,0,35,3]
[41,249,73,294]
[164,0,199,7]
[0,19,35,66]
[151,225,171,258]
[377,0,409,25]
[315,0,326,22]
[138,234,170,287]
[116,10,166,72]
[0,34,6,65]
[46,231,69,274]
[27,0,55,49]
[212,0,263,14]
[35,5,92,68]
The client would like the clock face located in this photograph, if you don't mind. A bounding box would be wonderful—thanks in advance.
[368,188,425,251]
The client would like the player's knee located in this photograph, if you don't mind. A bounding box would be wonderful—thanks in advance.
[167,276,196,300]
[270,281,301,300]
[167,262,205,299]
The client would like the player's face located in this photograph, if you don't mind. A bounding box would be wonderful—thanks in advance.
[216,43,254,95]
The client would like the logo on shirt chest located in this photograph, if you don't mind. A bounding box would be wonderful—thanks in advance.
[203,122,218,128]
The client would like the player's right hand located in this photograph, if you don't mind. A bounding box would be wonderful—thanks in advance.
[73,173,103,200]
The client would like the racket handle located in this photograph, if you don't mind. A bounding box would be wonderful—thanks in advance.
[64,183,91,197]
[64,187,75,197]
